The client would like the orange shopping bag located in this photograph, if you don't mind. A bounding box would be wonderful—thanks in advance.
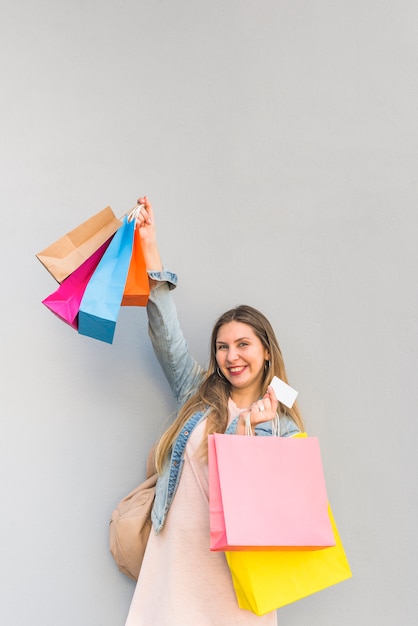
[121,228,150,306]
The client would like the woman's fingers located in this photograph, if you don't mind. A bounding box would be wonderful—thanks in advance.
[265,385,279,413]
[135,196,153,227]
[238,386,281,434]
[243,386,279,430]
[248,403,272,425]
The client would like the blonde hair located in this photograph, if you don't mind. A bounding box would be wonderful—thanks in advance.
[154,305,304,473]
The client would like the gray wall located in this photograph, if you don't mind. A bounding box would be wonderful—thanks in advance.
[2,1,417,625]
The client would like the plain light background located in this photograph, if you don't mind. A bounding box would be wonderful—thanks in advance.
[1,1,417,625]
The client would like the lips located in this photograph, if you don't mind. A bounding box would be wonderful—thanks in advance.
[228,366,247,376]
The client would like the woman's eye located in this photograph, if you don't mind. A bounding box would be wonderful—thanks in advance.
[239,342,248,348]
[217,345,227,351]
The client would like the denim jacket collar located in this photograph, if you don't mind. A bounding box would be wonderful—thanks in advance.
[151,409,209,533]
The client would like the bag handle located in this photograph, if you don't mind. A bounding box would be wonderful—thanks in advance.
[116,204,144,222]
[244,412,281,437]
[127,205,143,222]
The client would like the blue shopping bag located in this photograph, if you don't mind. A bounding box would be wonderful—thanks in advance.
[78,216,135,344]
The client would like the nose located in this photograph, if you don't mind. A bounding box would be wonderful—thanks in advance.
[226,347,239,363]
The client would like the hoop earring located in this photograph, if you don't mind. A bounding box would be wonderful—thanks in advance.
[264,360,271,371]
[217,367,225,379]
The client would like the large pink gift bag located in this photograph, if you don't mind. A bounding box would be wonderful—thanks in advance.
[208,433,335,551]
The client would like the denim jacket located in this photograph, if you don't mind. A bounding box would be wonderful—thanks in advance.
[146,271,300,533]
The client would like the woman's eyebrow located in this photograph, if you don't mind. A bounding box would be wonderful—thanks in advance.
[216,336,252,345]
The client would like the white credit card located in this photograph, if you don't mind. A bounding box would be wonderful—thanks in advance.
[269,375,298,408]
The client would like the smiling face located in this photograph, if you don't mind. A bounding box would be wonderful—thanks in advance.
[215,321,270,405]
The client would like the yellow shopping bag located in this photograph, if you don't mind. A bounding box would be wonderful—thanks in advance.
[226,506,351,614]
[226,503,351,615]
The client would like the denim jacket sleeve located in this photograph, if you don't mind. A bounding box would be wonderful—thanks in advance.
[146,270,205,408]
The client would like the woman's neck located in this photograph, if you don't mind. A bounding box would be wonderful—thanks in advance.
[230,389,260,410]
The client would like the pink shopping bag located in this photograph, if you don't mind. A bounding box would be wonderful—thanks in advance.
[208,433,335,551]
[42,237,113,329]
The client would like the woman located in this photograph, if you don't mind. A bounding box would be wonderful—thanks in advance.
[125,197,304,626]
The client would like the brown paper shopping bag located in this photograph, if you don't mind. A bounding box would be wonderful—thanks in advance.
[36,206,121,282]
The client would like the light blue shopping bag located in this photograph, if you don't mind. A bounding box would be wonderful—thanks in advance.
[78,216,135,344]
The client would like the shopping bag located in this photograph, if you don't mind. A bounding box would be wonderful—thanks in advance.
[42,238,113,329]
[208,433,335,551]
[121,227,150,306]
[78,216,135,344]
[225,505,352,614]
[36,206,121,282]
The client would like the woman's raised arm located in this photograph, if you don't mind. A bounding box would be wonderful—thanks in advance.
[135,197,205,407]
